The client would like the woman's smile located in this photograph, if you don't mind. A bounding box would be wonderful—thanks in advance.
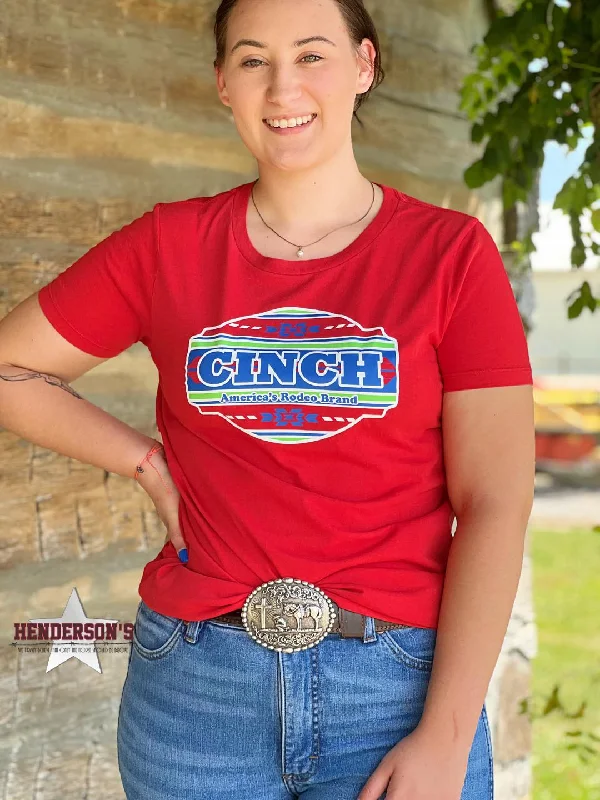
[263,113,318,134]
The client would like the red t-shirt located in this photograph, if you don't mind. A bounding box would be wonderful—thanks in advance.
[37,182,532,629]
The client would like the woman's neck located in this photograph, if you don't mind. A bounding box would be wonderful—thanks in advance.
[252,156,374,233]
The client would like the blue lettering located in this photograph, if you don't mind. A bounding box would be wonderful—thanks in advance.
[339,352,383,389]
[234,351,258,385]
[198,350,234,387]
[298,352,339,386]
[197,348,387,391]
[255,351,299,386]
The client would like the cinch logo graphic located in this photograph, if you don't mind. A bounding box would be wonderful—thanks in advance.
[185,308,399,444]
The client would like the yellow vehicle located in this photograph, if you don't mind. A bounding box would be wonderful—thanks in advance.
[534,378,600,486]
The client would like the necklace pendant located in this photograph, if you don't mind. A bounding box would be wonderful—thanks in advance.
[297,248,305,258]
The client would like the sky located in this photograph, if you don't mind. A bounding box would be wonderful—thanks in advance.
[532,127,598,271]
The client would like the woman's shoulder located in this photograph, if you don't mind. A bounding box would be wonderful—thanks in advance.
[152,182,249,226]
[384,183,483,238]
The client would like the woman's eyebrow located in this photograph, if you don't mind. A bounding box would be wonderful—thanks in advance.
[230,36,336,54]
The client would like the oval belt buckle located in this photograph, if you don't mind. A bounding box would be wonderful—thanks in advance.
[242,577,337,653]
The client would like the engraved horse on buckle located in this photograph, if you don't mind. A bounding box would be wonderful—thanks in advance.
[242,577,337,653]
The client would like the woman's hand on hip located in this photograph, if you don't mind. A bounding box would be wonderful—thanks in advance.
[134,445,188,563]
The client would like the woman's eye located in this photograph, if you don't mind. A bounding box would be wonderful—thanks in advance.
[242,55,323,68]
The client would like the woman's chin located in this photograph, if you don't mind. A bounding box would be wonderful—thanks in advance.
[259,146,324,173]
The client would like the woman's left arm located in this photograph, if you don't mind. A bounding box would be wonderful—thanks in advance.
[417,383,535,753]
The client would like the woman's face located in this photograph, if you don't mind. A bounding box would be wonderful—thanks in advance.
[215,0,375,172]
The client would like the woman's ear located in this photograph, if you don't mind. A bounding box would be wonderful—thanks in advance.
[356,38,376,95]
[215,65,232,108]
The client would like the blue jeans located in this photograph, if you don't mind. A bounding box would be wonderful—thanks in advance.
[117,599,494,799]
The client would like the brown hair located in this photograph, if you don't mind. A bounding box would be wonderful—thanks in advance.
[213,0,385,125]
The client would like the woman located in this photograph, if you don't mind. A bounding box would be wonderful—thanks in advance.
[0,0,535,797]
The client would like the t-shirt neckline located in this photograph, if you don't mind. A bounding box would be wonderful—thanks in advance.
[231,180,399,275]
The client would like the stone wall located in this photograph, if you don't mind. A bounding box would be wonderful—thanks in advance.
[0,2,535,798]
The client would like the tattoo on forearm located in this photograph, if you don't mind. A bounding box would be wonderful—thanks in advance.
[0,370,84,400]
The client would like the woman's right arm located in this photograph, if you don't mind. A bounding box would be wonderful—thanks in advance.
[0,291,187,556]
[0,291,158,480]
[0,207,189,558]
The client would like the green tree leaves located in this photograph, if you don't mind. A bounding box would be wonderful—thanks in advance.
[460,0,600,318]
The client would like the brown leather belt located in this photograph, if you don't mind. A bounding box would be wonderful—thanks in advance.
[184,578,412,653]
[206,605,411,638]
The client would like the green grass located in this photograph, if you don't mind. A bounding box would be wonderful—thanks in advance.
[530,527,600,800]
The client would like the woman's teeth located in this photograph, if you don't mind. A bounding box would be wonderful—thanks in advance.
[265,114,316,128]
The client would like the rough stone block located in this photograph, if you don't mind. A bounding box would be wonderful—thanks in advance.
[0,646,18,726]
[28,577,94,619]
[0,498,39,567]
[0,189,100,244]
[27,33,69,84]
[495,655,533,763]
[495,758,532,800]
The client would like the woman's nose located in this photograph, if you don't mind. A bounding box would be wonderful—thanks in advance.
[265,65,302,106]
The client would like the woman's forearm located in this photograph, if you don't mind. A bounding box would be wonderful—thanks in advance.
[416,504,529,754]
[0,363,157,479]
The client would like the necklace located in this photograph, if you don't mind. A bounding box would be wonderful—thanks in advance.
[250,180,376,258]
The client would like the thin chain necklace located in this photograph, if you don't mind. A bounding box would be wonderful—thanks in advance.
[250,180,376,258]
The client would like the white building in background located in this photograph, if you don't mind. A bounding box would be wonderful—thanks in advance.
[528,196,600,377]
[529,269,600,376]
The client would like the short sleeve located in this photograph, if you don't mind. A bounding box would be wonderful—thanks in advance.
[436,219,533,392]
[37,205,160,358]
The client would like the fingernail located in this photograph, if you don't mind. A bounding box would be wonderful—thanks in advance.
[178,548,188,563]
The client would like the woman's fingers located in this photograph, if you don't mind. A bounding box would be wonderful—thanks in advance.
[170,529,188,562]
[162,528,188,562]
[135,446,189,563]
[159,496,188,562]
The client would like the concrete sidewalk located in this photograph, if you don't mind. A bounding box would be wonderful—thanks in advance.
[530,485,600,530]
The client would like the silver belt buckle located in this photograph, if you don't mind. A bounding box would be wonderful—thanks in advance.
[242,577,337,653]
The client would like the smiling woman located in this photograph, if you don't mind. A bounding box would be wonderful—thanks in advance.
[0,0,534,797]
[211,0,385,190]
[214,2,385,122]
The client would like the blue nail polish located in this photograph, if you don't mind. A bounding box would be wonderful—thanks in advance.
[178,548,188,564]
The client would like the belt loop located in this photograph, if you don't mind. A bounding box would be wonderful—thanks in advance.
[338,608,365,638]
[183,620,202,644]
[363,616,377,643]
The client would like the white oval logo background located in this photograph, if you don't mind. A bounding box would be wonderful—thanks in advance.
[185,307,399,445]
